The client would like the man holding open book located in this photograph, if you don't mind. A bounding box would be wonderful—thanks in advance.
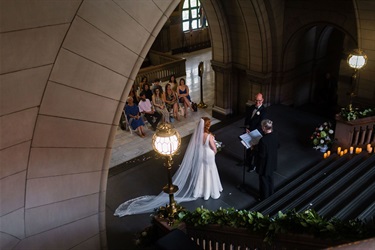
[244,93,267,172]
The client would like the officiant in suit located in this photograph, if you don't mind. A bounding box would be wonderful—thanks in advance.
[256,119,278,200]
[244,93,267,172]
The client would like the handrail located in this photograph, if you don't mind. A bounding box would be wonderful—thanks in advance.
[135,50,186,86]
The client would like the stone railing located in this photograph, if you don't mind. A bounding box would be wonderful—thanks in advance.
[335,115,375,148]
[153,218,337,250]
[135,50,186,86]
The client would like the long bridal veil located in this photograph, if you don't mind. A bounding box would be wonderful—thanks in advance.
[114,119,205,217]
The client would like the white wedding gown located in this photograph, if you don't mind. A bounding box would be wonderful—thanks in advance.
[114,119,223,217]
[193,134,223,200]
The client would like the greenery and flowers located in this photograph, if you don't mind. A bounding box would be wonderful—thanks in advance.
[311,122,335,151]
[176,207,375,245]
[340,107,375,121]
[137,207,375,247]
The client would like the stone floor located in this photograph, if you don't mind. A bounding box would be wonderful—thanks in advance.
[110,48,217,168]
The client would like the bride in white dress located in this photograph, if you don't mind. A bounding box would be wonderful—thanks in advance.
[193,117,223,200]
[114,117,223,217]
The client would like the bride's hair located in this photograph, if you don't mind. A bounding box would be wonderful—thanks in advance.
[202,117,211,133]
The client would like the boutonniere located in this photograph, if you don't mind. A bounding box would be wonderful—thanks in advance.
[256,111,260,115]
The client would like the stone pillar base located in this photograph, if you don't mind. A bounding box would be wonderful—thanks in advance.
[212,106,232,120]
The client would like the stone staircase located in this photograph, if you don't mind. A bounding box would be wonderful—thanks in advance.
[250,153,375,222]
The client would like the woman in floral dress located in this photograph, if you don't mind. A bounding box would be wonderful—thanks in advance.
[152,86,170,123]
[164,83,180,121]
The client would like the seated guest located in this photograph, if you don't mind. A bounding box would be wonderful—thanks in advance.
[128,84,139,105]
[125,96,145,137]
[169,74,178,92]
[139,76,148,90]
[151,78,161,91]
[152,86,170,123]
[164,83,180,121]
[141,83,153,102]
[138,91,161,130]
[177,78,192,118]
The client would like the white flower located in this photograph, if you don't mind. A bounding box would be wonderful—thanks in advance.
[328,129,334,134]
[256,111,260,115]
[320,139,325,144]
[215,140,223,151]
[319,126,323,131]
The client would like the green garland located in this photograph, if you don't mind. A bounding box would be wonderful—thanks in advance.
[176,207,375,244]
[340,107,375,121]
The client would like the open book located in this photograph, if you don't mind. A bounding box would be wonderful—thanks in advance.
[239,129,262,149]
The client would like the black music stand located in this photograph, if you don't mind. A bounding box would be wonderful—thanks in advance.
[236,135,251,193]
[236,130,262,193]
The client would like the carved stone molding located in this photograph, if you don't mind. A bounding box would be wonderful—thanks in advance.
[210,60,234,73]
[246,70,272,85]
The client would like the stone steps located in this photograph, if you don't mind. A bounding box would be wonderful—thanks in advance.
[249,153,375,221]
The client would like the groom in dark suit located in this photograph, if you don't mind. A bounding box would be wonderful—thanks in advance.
[256,119,278,200]
[244,93,267,172]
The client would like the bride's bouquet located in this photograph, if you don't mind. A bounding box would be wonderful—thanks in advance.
[214,140,224,152]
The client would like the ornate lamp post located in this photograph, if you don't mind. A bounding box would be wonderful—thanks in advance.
[347,49,368,110]
[152,122,181,223]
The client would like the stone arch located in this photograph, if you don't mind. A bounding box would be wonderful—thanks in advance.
[0,1,180,249]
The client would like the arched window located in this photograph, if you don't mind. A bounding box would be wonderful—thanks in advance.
[182,0,207,32]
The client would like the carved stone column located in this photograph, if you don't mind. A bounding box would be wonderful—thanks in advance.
[211,60,236,120]
[245,70,272,108]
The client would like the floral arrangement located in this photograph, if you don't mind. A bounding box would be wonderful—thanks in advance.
[311,122,335,151]
[214,140,224,152]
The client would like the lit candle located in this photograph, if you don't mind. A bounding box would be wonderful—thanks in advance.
[323,153,327,159]
[337,147,341,154]
[343,149,348,154]
[355,147,359,154]
[368,147,373,153]
[327,150,331,157]
[340,151,344,156]
[367,144,371,150]
[349,147,354,154]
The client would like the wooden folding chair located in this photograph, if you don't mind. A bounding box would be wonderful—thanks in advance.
[123,110,136,134]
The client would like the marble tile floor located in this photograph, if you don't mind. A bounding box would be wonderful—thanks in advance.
[110,48,217,168]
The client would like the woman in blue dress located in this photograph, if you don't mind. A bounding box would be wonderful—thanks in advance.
[125,96,146,137]
[177,78,192,117]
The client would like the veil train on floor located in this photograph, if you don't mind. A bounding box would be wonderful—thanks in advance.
[114,119,205,217]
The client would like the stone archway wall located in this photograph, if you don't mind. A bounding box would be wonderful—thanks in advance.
[279,0,375,107]
[279,0,358,106]
[354,0,375,101]
[0,1,180,249]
